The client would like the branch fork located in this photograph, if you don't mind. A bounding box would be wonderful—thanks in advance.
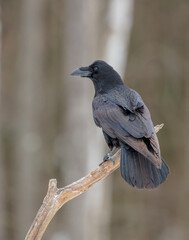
[25,124,163,240]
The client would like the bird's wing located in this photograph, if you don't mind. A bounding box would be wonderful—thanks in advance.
[103,95,154,139]
[93,96,161,168]
[107,87,144,113]
[103,88,153,138]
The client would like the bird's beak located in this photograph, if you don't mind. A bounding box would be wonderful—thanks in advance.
[71,66,92,77]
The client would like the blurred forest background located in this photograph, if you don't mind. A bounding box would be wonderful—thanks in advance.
[0,0,189,240]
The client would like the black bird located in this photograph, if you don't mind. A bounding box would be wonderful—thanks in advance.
[71,60,169,189]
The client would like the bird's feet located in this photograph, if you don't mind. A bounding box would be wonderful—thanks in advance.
[99,152,115,166]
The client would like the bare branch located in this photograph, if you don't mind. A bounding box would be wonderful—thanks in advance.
[25,124,162,240]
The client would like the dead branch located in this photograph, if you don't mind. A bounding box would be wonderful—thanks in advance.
[25,124,163,240]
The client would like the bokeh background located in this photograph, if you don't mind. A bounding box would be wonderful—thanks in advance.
[1,0,189,239]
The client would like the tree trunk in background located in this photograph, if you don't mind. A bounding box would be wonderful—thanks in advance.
[59,1,110,240]
[105,0,135,75]
[104,1,135,239]
[0,4,5,239]
[13,0,45,239]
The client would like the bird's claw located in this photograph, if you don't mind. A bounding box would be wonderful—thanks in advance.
[99,153,115,166]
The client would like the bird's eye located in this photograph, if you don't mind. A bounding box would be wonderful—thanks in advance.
[93,66,98,73]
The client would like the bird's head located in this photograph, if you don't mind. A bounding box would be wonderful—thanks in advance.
[71,60,123,94]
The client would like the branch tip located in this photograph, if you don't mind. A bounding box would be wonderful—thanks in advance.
[47,179,58,196]
[154,123,164,133]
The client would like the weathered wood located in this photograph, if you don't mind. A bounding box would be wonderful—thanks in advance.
[25,124,163,240]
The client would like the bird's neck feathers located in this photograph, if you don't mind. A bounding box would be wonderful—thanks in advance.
[92,72,124,95]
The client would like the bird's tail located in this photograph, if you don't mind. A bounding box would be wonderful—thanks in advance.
[120,144,169,189]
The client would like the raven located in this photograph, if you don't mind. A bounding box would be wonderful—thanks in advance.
[71,60,169,189]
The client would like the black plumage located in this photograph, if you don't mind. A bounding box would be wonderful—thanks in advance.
[71,60,169,189]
